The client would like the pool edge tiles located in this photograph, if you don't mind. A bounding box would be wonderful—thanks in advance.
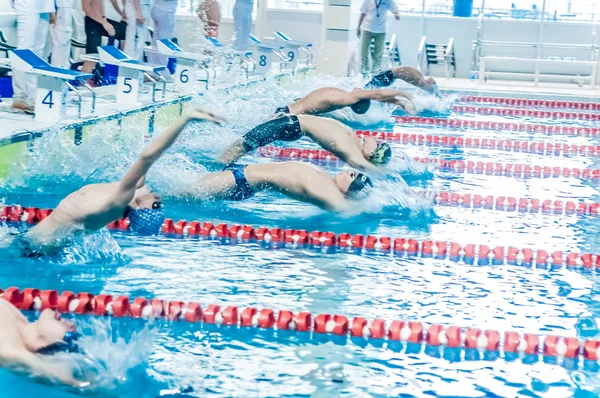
[0,67,315,183]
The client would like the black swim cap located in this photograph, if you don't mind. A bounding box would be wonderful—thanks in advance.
[346,172,373,199]
[37,331,80,355]
[350,99,371,114]
[369,140,392,164]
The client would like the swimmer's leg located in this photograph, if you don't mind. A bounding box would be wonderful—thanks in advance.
[364,69,395,89]
[218,115,303,165]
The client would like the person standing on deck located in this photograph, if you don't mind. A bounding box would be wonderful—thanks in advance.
[10,0,55,114]
[147,0,178,67]
[197,0,221,38]
[49,0,74,69]
[233,0,253,51]
[357,0,400,76]
[124,0,152,60]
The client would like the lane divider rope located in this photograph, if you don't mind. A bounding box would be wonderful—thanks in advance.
[459,96,600,111]
[2,286,600,361]
[450,105,600,121]
[3,205,600,270]
[396,116,600,137]
[355,130,600,158]
[257,146,600,181]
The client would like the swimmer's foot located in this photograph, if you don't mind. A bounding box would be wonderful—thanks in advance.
[11,100,34,114]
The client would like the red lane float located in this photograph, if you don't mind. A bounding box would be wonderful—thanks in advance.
[3,203,600,269]
[459,96,600,111]
[433,191,600,217]
[354,130,600,158]
[450,105,600,121]
[2,286,599,360]
[396,116,600,137]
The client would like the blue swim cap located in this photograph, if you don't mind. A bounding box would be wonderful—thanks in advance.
[127,207,166,235]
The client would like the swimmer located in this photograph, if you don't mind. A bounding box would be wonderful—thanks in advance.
[218,115,392,174]
[7,108,223,256]
[0,298,86,386]
[365,66,438,95]
[274,87,416,116]
[193,161,373,213]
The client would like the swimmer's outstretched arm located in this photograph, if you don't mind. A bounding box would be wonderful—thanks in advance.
[114,109,224,208]
[2,349,83,387]
[352,89,416,114]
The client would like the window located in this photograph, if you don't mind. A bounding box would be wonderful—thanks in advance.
[177,0,258,19]
[267,0,323,11]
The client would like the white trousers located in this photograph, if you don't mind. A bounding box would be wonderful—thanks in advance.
[147,0,177,65]
[233,4,253,51]
[50,7,73,68]
[13,12,50,104]
[124,1,152,61]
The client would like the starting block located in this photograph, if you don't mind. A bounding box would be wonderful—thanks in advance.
[156,39,210,93]
[9,49,93,124]
[98,45,165,105]
[273,31,313,67]
[248,35,286,75]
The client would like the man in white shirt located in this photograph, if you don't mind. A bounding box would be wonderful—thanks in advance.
[357,0,400,76]
[124,0,152,61]
[10,0,56,114]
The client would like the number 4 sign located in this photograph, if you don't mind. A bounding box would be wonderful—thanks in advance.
[35,75,67,124]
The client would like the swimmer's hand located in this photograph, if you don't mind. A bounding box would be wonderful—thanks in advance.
[394,95,416,115]
[186,108,226,125]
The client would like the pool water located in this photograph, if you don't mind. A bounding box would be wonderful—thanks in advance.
[2,76,600,396]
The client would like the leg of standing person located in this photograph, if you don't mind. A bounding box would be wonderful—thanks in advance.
[147,0,177,66]
[12,12,42,111]
[124,0,137,57]
[50,7,74,68]
[233,3,252,51]
[134,3,151,61]
[361,30,373,77]
[371,32,386,74]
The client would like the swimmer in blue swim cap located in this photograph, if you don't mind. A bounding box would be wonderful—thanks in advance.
[273,86,415,117]
[365,66,439,95]
[0,299,89,387]
[13,108,223,255]
[219,115,392,174]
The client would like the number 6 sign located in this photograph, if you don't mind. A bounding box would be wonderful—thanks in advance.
[174,59,198,94]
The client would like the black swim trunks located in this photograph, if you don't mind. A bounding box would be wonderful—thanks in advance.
[84,16,127,54]
[364,69,395,89]
[274,105,291,115]
[224,164,255,201]
[242,115,303,152]
[9,231,44,258]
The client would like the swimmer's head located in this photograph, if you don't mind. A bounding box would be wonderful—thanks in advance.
[33,309,76,353]
[350,99,371,114]
[424,77,438,94]
[334,170,373,199]
[361,137,392,164]
[126,186,165,235]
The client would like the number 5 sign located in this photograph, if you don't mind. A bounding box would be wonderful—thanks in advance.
[116,68,143,105]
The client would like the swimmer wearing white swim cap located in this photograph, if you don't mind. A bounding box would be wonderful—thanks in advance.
[273,86,415,117]
[219,115,391,175]
[14,109,224,255]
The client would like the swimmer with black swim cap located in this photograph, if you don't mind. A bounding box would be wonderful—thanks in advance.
[2,109,223,256]
[273,86,415,116]
[0,299,89,386]
[191,161,372,213]
[219,115,393,175]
